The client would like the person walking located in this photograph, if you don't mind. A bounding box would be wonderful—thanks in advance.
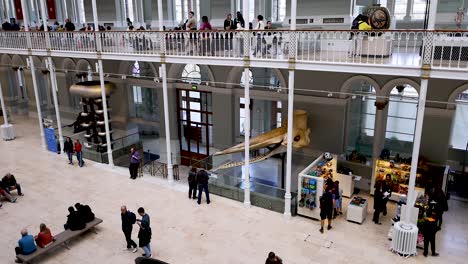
[137,207,152,258]
[74,139,84,167]
[423,210,439,257]
[373,180,384,224]
[121,206,138,253]
[197,169,211,205]
[129,148,141,180]
[319,181,334,233]
[64,137,74,165]
[188,167,198,199]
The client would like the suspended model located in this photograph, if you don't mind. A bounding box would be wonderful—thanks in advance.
[212,109,311,171]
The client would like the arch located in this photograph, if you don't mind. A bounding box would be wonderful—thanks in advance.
[1,54,12,65]
[339,75,381,99]
[11,55,25,67]
[76,59,92,72]
[447,83,468,110]
[117,61,159,77]
[61,58,77,70]
[381,78,420,97]
[225,67,287,89]
[167,64,215,84]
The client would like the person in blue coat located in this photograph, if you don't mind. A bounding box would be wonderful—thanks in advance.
[15,229,37,263]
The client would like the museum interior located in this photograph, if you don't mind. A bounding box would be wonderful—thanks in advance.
[0,0,468,263]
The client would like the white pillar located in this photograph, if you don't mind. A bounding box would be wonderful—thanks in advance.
[22,0,46,149]
[284,70,295,218]
[0,82,8,126]
[243,68,251,207]
[46,57,64,153]
[138,0,144,27]
[427,0,438,30]
[97,60,114,166]
[404,78,428,223]
[161,64,174,183]
[290,0,297,30]
[157,0,163,30]
[114,0,122,27]
[243,0,249,24]
[405,0,414,21]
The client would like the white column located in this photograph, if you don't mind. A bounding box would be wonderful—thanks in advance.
[0,82,8,125]
[114,0,122,27]
[161,64,174,183]
[404,78,428,223]
[139,0,144,26]
[284,0,297,218]
[157,0,163,30]
[22,0,46,149]
[405,0,414,21]
[427,0,438,30]
[63,0,69,19]
[46,58,64,153]
[243,0,249,24]
[243,68,251,207]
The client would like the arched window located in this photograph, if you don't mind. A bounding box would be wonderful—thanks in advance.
[130,61,159,121]
[181,64,202,84]
[384,85,418,155]
[345,82,377,157]
[450,89,468,150]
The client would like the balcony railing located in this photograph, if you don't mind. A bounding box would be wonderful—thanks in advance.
[1,30,468,70]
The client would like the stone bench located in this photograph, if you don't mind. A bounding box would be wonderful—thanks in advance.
[17,218,103,264]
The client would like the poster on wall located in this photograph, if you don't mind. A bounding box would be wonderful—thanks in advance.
[14,0,23,20]
[46,0,56,20]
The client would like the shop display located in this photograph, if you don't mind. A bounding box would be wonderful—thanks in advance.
[297,153,337,220]
[371,159,425,201]
[347,196,368,224]
[70,81,115,152]
[212,110,311,171]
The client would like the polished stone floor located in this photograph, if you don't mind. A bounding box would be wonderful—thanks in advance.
[1,117,467,264]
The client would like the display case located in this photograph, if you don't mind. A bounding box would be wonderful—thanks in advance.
[347,196,368,224]
[297,153,337,220]
[371,159,425,201]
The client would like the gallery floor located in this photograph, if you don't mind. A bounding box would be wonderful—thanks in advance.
[0,117,467,264]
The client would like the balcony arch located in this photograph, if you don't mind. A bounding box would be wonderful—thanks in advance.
[340,75,381,99]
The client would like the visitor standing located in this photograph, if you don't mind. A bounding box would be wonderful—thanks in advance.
[381,174,393,216]
[319,182,334,233]
[64,18,76,31]
[121,205,138,252]
[2,173,23,196]
[129,148,141,180]
[197,169,211,205]
[333,180,342,218]
[75,139,83,167]
[234,12,245,29]
[188,167,198,199]
[431,186,448,230]
[423,210,439,257]
[64,137,74,165]
[137,207,152,258]
[15,229,36,263]
[373,181,384,224]
[265,252,283,264]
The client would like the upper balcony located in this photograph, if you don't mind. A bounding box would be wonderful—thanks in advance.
[1,29,467,79]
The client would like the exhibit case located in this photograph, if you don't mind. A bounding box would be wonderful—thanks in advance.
[371,159,425,202]
[297,153,337,220]
[347,196,368,224]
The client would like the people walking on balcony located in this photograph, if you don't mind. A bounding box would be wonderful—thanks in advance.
[184,11,198,55]
[137,207,152,257]
[64,137,74,165]
[75,139,84,167]
[129,148,141,179]
[253,15,265,57]
[188,167,198,199]
[197,169,211,205]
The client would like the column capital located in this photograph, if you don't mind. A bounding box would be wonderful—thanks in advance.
[374,100,388,110]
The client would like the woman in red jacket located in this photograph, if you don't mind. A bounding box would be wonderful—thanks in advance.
[35,223,54,248]
[75,139,83,167]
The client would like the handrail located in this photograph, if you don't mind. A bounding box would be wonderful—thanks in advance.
[3,29,468,33]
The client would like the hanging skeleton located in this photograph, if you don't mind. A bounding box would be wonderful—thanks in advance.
[212,110,311,171]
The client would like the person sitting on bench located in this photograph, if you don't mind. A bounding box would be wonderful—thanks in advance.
[15,229,36,263]
[75,203,95,223]
[2,173,24,196]
[34,223,55,248]
[64,206,86,231]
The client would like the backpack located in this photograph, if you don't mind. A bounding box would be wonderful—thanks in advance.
[129,212,137,225]
[351,17,360,30]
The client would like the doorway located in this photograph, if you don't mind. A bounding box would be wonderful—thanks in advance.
[176,89,213,167]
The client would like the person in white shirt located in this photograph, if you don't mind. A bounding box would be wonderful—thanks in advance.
[256,15,265,30]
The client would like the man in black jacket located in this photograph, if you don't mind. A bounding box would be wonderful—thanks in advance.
[196,169,210,205]
[188,167,198,199]
[319,181,334,233]
[64,137,74,164]
[121,205,138,252]
[75,203,95,223]
[64,206,86,231]
[2,173,23,196]
[64,18,76,31]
